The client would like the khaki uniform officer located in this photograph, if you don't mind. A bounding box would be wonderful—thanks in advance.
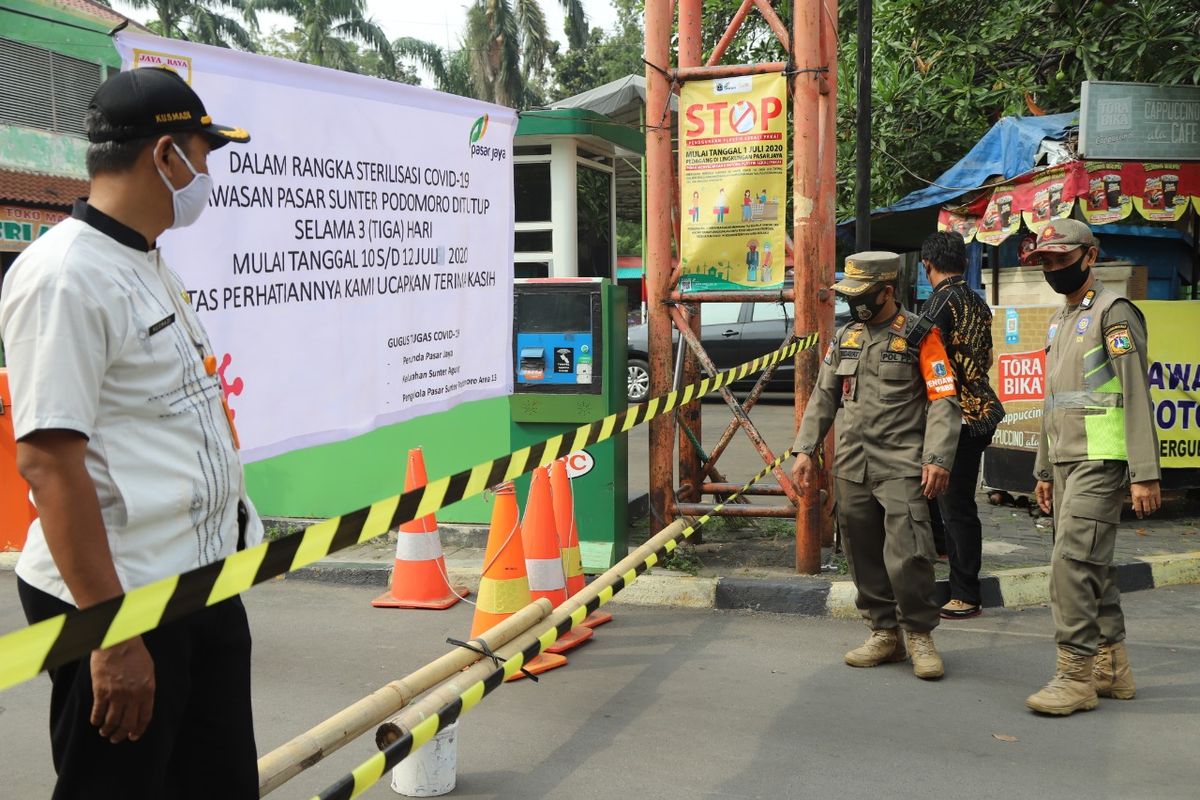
[1026,219,1161,716]
[792,252,961,680]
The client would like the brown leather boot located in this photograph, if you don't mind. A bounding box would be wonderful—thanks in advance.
[844,629,907,667]
[906,631,945,680]
[1026,647,1100,716]
[1094,641,1136,699]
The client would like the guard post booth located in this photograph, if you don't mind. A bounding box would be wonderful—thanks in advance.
[511,278,628,573]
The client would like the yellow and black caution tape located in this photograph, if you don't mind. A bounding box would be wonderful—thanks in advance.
[0,334,818,693]
[313,449,794,800]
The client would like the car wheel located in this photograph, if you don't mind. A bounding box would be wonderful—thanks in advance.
[627,358,651,403]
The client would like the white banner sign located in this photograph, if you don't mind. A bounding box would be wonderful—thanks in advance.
[114,33,515,462]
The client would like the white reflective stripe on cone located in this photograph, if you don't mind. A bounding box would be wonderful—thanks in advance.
[526,557,566,591]
[394,530,445,561]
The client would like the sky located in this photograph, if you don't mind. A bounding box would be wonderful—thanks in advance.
[108,1,621,76]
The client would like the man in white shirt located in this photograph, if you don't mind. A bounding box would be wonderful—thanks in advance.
[0,67,261,798]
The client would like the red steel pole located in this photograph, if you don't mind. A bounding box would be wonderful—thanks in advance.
[676,0,704,507]
[646,0,676,528]
[792,0,823,574]
[817,0,838,547]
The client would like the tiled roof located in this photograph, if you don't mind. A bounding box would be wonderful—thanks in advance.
[43,0,140,28]
[0,169,87,209]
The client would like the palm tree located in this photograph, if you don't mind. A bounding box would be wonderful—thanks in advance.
[126,0,258,50]
[250,0,395,78]
[392,37,476,98]
[396,0,585,109]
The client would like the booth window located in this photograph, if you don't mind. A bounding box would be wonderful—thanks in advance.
[514,162,552,223]
[515,230,553,252]
[516,261,550,279]
[576,164,612,279]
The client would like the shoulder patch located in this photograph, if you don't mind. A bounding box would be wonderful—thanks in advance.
[823,342,835,364]
[1104,321,1133,357]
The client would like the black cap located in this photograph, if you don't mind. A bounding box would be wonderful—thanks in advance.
[87,67,250,148]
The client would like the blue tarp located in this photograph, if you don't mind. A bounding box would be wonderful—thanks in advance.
[868,112,1079,217]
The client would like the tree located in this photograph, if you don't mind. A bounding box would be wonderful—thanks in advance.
[393,37,476,97]
[126,0,258,50]
[260,28,418,83]
[550,0,644,101]
[249,0,395,78]
[396,0,586,109]
[838,0,1200,216]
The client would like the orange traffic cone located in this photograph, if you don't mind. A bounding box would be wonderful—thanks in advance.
[525,467,593,656]
[471,483,566,679]
[372,448,470,610]
[550,457,612,628]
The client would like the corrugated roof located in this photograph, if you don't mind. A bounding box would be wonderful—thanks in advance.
[0,168,86,208]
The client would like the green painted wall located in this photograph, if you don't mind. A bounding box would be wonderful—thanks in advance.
[0,124,89,178]
[244,397,512,523]
[1,1,122,68]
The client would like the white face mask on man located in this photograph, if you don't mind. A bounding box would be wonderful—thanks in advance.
[156,141,211,229]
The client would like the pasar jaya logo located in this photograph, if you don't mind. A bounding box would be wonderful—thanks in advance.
[469,113,506,162]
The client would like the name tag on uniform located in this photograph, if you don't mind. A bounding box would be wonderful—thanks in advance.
[148,314,176,336]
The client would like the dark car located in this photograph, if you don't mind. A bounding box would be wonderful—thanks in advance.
[625,298,850,402]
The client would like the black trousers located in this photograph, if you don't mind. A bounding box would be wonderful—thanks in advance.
[936,427,994,606]
[18,579,258,799]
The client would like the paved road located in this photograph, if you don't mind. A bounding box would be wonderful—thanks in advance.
[627,394,798,508]
[2,574,1197,799]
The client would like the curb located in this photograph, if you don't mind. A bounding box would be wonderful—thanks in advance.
[284,551,1200,617]
[7,548,1198,617]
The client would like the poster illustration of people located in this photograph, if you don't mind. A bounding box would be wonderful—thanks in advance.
[678,73,787,293]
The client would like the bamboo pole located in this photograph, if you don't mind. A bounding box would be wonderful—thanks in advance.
[256,599,553,797]
[374,519,694,748]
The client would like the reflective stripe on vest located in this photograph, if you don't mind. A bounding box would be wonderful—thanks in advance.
[1081,344,1127,461]
[526,557,566,592]
[394,530,445,561]
[1046,391,1123,410]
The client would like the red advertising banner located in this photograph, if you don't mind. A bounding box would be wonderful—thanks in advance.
[939,160,1200,244]
[996,350,1047,404]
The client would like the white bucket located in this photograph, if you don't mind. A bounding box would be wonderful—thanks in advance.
[390,722,459,797]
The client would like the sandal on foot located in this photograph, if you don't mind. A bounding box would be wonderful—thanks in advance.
[940,599,982,619]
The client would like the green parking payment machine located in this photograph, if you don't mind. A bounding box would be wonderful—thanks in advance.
[511,278,628,572]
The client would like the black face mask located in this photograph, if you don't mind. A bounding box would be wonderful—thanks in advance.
[847,288,886,322]
[1043,251,1090,296]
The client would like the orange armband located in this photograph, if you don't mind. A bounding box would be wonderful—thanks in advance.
[919,326,957,401]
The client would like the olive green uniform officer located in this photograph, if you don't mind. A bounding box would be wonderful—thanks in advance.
[792,252,961,680]
[1026,219,1161,716]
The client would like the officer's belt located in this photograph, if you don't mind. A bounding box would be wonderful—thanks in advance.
[1046,391,1124,410]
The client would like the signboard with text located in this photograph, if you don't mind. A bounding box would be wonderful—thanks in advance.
[678,73,787,293]
[1080,81,1200,161]
[0,206,68,251]
[987,302,1200,469]
[115,33,516,462]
